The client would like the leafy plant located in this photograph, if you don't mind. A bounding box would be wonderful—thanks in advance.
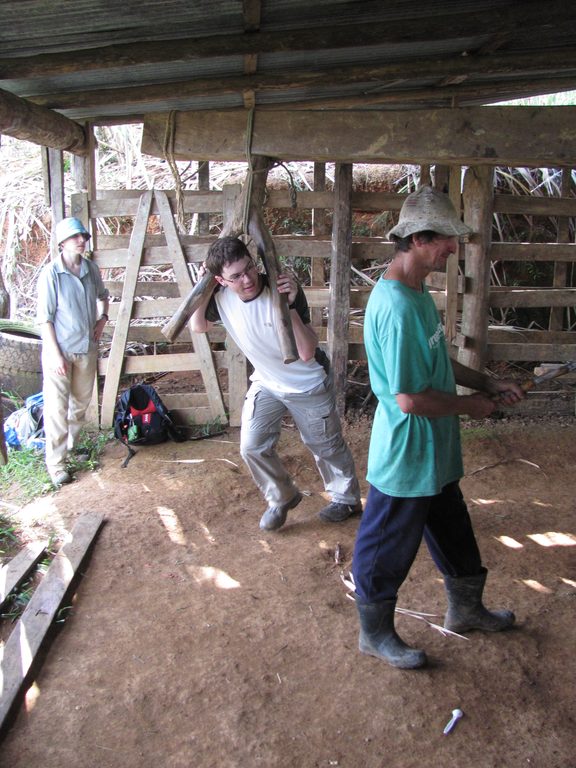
[0,512,19,555]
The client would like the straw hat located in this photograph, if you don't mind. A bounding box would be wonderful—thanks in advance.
[388,186,472,239]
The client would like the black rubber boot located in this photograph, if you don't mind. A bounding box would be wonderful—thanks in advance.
[444,569,515,633]
[356,599,427,669]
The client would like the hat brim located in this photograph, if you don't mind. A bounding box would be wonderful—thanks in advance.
[388,219,472,240]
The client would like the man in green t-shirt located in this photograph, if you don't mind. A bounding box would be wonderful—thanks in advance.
[352,187,525,669]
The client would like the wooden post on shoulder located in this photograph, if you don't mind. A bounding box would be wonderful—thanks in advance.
[245,156,298,363]
[162,155,298,363]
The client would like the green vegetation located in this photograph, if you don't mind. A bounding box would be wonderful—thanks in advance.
[0,445,53,502]
[0,426,112,505]
[0,511,19,556]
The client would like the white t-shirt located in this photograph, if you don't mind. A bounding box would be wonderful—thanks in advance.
[210,279,327,394]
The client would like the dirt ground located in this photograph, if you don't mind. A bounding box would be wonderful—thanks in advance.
[1,414,575,768]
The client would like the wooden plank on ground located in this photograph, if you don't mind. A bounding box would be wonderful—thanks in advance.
[0,512,104,731]
[0,542,46,609]
[100,191,153,426]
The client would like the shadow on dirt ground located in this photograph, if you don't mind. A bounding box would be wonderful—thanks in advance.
[1,416,574,768]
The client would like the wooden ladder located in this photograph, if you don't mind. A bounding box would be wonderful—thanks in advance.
[99,190,226,427]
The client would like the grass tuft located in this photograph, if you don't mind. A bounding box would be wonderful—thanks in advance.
[0,446,53,503]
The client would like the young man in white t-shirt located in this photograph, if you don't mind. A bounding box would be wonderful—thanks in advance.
[190,237,362,531]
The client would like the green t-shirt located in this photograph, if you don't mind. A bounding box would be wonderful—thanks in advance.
[364,278,463,497]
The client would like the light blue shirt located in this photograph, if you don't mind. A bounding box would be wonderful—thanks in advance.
[36,255,109,356]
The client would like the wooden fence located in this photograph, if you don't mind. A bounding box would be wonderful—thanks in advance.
[74,167,576,428]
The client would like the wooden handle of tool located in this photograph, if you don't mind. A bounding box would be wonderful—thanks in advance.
[161,272,217,342]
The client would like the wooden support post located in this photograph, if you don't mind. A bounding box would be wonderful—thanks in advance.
[311,163,328,329]
[420,165,432,187]
[433,164,449,193]
[72,127,100,425]
[549,168,573,331]
[197,161,210,235]
[328,163,353,415]
[42,147,65,259]
[446,166,463,349]
[459,166,494,372]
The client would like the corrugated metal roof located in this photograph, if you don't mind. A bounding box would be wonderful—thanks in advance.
[1,0,575,123]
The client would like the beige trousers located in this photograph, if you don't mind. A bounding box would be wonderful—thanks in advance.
[42,350,97,477]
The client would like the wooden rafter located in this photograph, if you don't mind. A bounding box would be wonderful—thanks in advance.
[26,49,576,113]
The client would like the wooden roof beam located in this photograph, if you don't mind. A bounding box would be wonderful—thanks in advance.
[0,87,87,154]
[140,106,576,167]
[26,49,576,113]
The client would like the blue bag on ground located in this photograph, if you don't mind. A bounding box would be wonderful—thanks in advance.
[3,391,45,451]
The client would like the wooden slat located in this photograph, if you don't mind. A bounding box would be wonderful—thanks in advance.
[489,288,576,308]
[89,190,224,216]
[0,542,46,609]
[154,190,226,421]
[487,329,576,344]
[488,343,576,361]
[104,281,181,299]
[490,242,576,262]
[94,236,393,269]
[493,195,576,216]
[0,512,104,731]
[94,244,211,268]
[98,352,200,375]
[100,191,153,426]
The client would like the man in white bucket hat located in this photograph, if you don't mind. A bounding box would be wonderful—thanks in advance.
[36,217,109,486]
[351,186,525,669]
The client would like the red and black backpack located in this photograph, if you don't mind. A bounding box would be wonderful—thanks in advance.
[113,384,184,446]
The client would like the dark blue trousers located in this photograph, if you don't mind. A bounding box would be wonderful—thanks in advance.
[352,481,482,603]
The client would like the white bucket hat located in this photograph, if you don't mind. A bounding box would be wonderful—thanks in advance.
[388,186,472,239]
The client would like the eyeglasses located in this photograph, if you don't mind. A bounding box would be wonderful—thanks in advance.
[220,259,257,284]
